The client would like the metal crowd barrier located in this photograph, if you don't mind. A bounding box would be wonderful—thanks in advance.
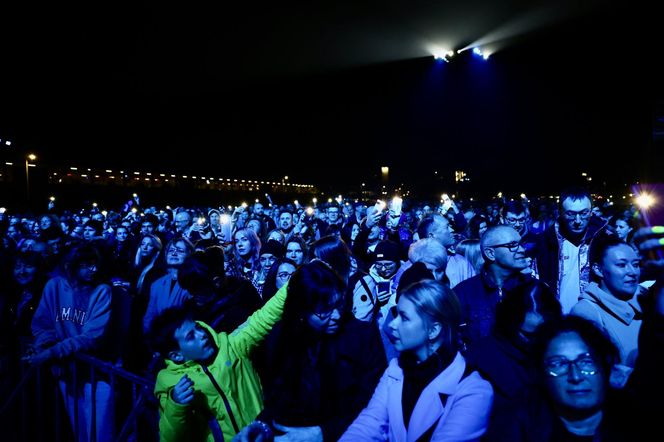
[0,352,160,442]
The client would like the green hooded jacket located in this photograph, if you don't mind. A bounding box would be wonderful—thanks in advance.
[154,284,287,441]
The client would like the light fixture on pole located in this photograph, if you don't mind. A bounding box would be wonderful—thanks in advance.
[25,154,37,203]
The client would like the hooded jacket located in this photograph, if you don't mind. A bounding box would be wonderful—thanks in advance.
[31,276,112,359]
[154,285,286,442]
[571,282,642,368]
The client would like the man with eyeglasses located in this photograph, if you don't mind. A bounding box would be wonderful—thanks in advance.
[532,187,608,314]
[502,200,540,265]
[173,210,193,236]
[320,202,345,237]
[454,225,543,346]
[352,240,402,324]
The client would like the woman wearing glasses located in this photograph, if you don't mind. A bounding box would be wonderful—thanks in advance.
[142,236,194,333]
[252,260,386,441]
[492,316,630,441]
[260,257,297,303]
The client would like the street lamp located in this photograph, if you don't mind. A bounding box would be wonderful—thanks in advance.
[25,154,37,204]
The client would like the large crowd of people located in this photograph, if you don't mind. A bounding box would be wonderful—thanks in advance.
[1,186,662,441]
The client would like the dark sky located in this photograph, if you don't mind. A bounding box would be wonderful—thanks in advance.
[1,1,662,196]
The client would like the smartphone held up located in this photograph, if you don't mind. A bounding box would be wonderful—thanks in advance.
[632,183,664,260]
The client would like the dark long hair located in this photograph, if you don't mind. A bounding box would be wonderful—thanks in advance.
[494,280,562,341]
[268,261,349,400]
[281,260,348,329]
[308,235,352,284]
[64,243,105,285]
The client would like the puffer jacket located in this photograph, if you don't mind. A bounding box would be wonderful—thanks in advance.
[154,285,286,442]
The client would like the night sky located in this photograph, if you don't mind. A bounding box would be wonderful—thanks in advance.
[1,1,662,197]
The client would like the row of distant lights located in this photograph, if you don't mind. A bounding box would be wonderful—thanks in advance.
[59,167,314,188]
[433,47,490,62]
[493,191,636,205]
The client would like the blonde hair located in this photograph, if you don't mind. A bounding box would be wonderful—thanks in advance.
[400,279,461,351]
[455,239,484,273]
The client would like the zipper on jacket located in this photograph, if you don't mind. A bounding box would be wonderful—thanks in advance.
[201,365,241,434]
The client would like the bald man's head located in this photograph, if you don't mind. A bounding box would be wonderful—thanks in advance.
[480,225,529,271]
[481,226,518,251]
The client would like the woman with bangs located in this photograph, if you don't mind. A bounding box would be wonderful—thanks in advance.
[229,227,262,281]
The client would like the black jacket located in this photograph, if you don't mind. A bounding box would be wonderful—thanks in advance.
[257,317,387,441]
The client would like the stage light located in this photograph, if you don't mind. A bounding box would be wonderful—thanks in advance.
[472,47,490,60]
[432,49,455,62]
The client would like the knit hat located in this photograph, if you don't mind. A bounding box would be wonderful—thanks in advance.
[260,239,286,258]
[374,240,401,263]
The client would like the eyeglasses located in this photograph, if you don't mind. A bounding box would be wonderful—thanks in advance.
[544,353,598,377]
[505,217,528,225]
[277,271,294,280]
[167,246,188,255]
[374,261,397,270]
[80,262,98,271]
[486,241,522,253]
[312,298,344,321]
[563,209,591,220]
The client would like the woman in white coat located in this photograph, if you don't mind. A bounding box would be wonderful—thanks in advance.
[341,279,493,441]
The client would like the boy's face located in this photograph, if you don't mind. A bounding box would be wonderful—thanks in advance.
[173,320,216,363]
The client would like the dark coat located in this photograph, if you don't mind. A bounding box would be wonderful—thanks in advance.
[195,275,262,333]
[465,333,536,441]
[454,271,536,347]
[257,316,387,441]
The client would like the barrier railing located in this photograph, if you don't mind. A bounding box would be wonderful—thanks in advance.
[0,352,160,442]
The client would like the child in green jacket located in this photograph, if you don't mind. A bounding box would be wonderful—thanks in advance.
[150,285,286,442]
